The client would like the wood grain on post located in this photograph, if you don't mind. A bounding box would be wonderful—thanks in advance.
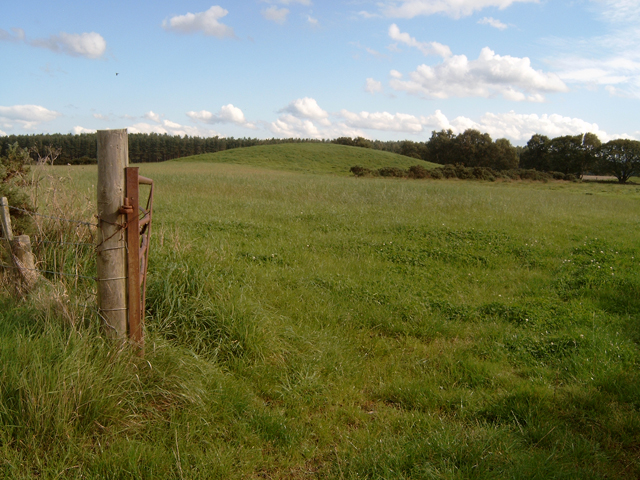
[0,197,13,241]
[97,129,128,338]
[11,235,38,290]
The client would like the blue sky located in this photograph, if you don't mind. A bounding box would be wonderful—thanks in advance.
[1,0,639,145]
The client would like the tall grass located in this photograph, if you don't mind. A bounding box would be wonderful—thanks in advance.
[1,159,638,478]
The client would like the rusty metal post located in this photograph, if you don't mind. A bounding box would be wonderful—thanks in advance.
[125,167,142,346]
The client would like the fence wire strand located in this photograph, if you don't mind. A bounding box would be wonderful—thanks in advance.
[8,205,99,228]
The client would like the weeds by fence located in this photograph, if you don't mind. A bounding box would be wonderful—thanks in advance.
[0,169,102,327]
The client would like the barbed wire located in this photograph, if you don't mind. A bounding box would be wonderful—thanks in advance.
[0,263,97,281]
[8,205,98,228]
[34,239,96,248]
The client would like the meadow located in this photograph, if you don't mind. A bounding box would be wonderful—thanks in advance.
[1,144,639,479]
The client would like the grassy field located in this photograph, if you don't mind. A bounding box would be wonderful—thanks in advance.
[177,142,439,175]
[1,147,639,479]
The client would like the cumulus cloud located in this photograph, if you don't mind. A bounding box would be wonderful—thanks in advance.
[269,114,322,138]
[128,119,221,138]
[1,28,106,59]
[390,47,568,101]
[73,126,96,134]
[266,96,635,142]
[388,24,451,57]
[262,6,290,24]
[0,129,7,137]
[307,15,319,26]
[280,97,331,125]
[187,104,255,128]
[162,6,235,38]
[30,32,107,59]
[382,0,537,19]
[339,110,429,133]
[145,111,162,123]
[460,111,633,142]
[478,17,508,30]
[0,105,61,129]
[365,78,383,94]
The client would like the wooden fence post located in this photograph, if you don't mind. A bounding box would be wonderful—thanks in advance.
[1,197,37,292]
[0,197,13,242]
[97,129,128,338]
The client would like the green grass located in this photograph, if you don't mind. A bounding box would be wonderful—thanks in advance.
[177,142,439,175]
[1,153,639,478]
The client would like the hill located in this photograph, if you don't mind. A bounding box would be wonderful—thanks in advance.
[175,142,439,174]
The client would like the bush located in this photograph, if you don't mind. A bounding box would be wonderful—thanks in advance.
[377,167,406,178]
[408,165,430,179]
[0,143,35,235]
[350,165,377,177]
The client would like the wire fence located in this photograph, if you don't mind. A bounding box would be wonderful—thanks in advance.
[1,200,105,324]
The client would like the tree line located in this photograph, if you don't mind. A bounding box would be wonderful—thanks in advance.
[0,133,322,165]
[2,129,639,183]
[335,131,640,183]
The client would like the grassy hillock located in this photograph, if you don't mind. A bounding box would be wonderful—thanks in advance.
[177,142,438,175]
[1,162,639,478]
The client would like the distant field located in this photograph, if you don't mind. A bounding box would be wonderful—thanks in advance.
[1,156,639,479]
[178,142,439,175]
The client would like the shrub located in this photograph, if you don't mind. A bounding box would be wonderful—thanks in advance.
[0,143,35,235]
[377,167,406,178]
[350,165,376,177]
[408,165,430,179]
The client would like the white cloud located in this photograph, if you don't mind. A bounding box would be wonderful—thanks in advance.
[93,113,110,120]
[269,114,322,138]
[280,97,331,125]
[0,105,61,129]
[478,17,508,30]
[307,15,319,26]
[145,111,162,123]
[0,28,25,42]
[390,47,567,101]
[358,11,382,19]
[279,0,312,5]
[339,110,428,133]
[467,111,630,142]
[187,104,255,128]
[547,1,640,98]
[1,28,106,59]
[128,120,221,138]
[73,126,96,134]
[592,0,640,24]
[366,47,387,59]
[266,97,635,142]
[388,24,452,57]
[0,129,6,137]
[162,6,235,38]
[31,32,107,59]
[382,0,537,19]
[262,6,290,24]
[365,78,383,94]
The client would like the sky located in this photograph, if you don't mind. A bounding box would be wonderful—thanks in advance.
[1,0,639,145]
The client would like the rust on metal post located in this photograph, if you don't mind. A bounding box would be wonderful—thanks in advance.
[138,177,154,325]
[125,167,142,346]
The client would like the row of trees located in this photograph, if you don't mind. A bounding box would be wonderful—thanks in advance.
[520,133,640,183]
[2,130,639,183]
[335,130,519,170]
[0,133,322,165]
[336,131,640,183]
